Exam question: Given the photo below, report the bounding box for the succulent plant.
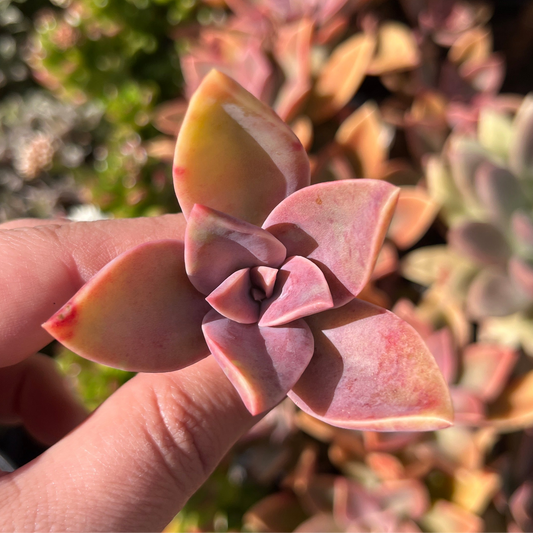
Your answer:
[42,71,452,431]
[403,94,533,356]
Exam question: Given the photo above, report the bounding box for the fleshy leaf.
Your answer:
[43,240,210,372]
[474,162,526,225]
[174,70,310,226]
[366,22,420,75]
[309,32,376,122]
[460,343,518,402]
[388,186,439,250]
[335,101,388,180]
[185,204,286,295]
[288,299,454,431]
[450,388,485,425]
[448,221,511,267]
[264,180,399,307]
[259,256,334,327]
[206,268,259,324]
[448,27,491,66]
[202,310,314,415]
[467,269,528,318]
[273,19,313,122]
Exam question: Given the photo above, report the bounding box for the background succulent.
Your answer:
[403,95,533,357]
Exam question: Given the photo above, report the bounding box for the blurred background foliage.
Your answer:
[3,0,533,531]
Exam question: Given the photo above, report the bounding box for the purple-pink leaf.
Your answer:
[185,204,286,295]
[388,186,439,250]
[202,310,314,415]
[288,299,454,431]
[309,32,376,122]
[259,256,334,327]
[474,162,526,224]
[206,268,259,324]
[273,19,313,122]
[174,70,310,226]
[43,240,210,372]
[467,269,527,318]
[460,343,518,402]
[448,221,511,267]
[263,180,399,307]
[450,388,485,425]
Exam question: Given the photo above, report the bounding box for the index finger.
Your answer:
[0,214,186,367]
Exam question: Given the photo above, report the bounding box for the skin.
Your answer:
[0,216,256,532]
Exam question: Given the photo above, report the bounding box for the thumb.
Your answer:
[0,356,255,531]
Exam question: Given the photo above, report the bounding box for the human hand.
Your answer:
[0,215,256,531]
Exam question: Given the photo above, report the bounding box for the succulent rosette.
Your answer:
[44,71,452,431]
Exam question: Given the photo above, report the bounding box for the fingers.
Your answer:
[0,357,256,532]
[0,215,186,367]
[0,353,88,446]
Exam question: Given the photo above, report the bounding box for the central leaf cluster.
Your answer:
[185,204,335,329]
[206,257,335,327]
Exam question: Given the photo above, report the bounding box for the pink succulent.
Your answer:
[43,71,452,431]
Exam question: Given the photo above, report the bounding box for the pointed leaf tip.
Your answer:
[206,268,260,324]
[43,240,211,372]
[174,70,310,226]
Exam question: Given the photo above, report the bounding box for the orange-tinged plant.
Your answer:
[43,71,452,431]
